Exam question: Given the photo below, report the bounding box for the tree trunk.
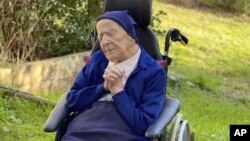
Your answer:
[0,86,56,106]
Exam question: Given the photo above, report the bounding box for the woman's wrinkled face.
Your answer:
[96,19,134,63]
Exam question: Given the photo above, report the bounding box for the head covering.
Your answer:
[97,10,138,41]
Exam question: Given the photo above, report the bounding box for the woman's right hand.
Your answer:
[103,65,124,94]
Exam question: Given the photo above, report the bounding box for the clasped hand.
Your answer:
[103,65,125,95]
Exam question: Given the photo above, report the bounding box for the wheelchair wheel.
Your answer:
[169,113,193,141]
[169,113,183,141]
[177,120,192,141]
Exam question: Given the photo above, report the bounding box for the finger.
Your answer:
[104,81,109,90]
[108,66,124,77]
[103,73,108,80]
[106,65,124,73]
[103,73,115,82]
[108,81,113,88]
[104,66,112,72]
[108,73,119,80]
[104,68,123,80]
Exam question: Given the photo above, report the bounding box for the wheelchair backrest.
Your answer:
[91,0,162,60]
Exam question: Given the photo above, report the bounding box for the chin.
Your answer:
[105,55,115,62]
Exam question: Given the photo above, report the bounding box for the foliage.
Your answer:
[42,0,102,58]
[0,0,102,65]
[0,0,47,64]
[162,0,250,15]
[1,1,250,140]
[150,10,168,36]
[0,89,54,141]
[199,0,250,14]
[233,0,250,14]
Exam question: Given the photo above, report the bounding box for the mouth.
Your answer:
[105,49,115,54]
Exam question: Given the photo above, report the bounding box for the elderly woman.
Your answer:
[62,11,166,141]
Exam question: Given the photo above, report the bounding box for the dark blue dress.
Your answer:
[61,101,138,141]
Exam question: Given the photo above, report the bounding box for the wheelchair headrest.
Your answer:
[104,0,152,28]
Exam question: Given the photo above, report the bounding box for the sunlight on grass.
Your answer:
[154,0,250,97]
[0,89,55,141]
[167,81,250,141]
[36,91,64,102]
[154,0,250,140]
[1,1,249,141]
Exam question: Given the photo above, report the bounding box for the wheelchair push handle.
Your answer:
[165,28,188,53]
[163,28,188,66]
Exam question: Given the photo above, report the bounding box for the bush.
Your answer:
[42,0,102,58]
[164,0,250,15]
[0,0,102,65]
[233,0,250,14]
[199,0,250,14]
[150,10,168,36]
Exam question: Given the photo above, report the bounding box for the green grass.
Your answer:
[167,80,250,141]
[0,89,55,141]
[154,0,250,140]
[1,1,250,141]
[154,0,250,102]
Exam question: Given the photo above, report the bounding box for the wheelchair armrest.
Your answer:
[145,97,180,138]
[43,93,70,132]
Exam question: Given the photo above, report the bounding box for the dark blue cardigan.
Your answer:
[66,48,166,138]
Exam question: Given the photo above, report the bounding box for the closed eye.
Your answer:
[98,33,103,42]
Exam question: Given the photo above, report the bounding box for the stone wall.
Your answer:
[0,51,90,94]
[0,68,11,86]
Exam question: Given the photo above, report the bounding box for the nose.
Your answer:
[101,34,110,47]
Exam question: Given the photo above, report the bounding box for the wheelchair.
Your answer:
[43,0,194,141]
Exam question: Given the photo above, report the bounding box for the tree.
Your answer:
[0,0,102,65]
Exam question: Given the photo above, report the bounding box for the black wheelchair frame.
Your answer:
[43,0,194,141]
